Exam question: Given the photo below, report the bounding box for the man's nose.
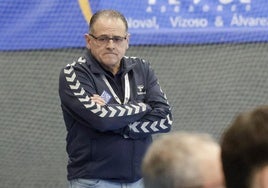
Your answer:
[106,39,116,48]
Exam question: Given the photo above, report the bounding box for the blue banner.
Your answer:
[1,0,268,50]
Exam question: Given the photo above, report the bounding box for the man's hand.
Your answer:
[90,94,106,106]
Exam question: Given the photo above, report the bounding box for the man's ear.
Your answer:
[126,33,130,49]
[84,33,91,49]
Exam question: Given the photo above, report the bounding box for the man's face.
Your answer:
[251,165,268,188]
[85,17,129,74]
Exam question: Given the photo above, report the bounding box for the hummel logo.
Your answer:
[137,85,146,95]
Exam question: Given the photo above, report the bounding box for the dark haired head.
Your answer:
[221,105,268,188]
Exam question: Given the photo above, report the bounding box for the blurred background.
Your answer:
[1,1,268,187]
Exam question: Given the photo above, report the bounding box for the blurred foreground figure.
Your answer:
[221,105,268,188]
[142,131,224,188]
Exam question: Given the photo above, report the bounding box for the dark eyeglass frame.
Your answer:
[89,34,127,45]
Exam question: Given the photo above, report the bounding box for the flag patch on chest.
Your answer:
[101,90,112,103]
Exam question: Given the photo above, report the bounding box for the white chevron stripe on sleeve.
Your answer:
[66,73,76,82]
[99,108,108,117]
[159,119,168,129]
[167,114,173,124]
[150,122,159,132]
[91,103,102,113]
[74,88,85,96]
[84,102,95,108]
[129,122,140,133]
[70,80,80,90]
[78,95,90,102]
[139,103,147,111]
[108,106,117,117]
[70,61,76,66]
[141,122,150,133]
[116,106,126,117]
[125,105,133,115]
[64,67,73,74]
[77,57,86,63]
[130,104,140,114]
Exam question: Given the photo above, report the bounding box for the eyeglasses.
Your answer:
[89,34,127,45]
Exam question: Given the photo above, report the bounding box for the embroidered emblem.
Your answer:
[137,85,146,95]
[101,90,112,103]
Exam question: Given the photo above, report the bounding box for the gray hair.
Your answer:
[142,132,219,188]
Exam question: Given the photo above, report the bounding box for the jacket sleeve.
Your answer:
[122,61,173,139]
[59,61,151,132]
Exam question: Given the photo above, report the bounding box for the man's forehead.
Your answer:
[95,17,124,26]
[92,18,126,33]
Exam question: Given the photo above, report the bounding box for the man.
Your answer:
[58,10,172,188]
[142,131,224,188]
[221,105,268,188]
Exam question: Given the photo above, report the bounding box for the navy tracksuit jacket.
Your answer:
[59,50,172,183]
